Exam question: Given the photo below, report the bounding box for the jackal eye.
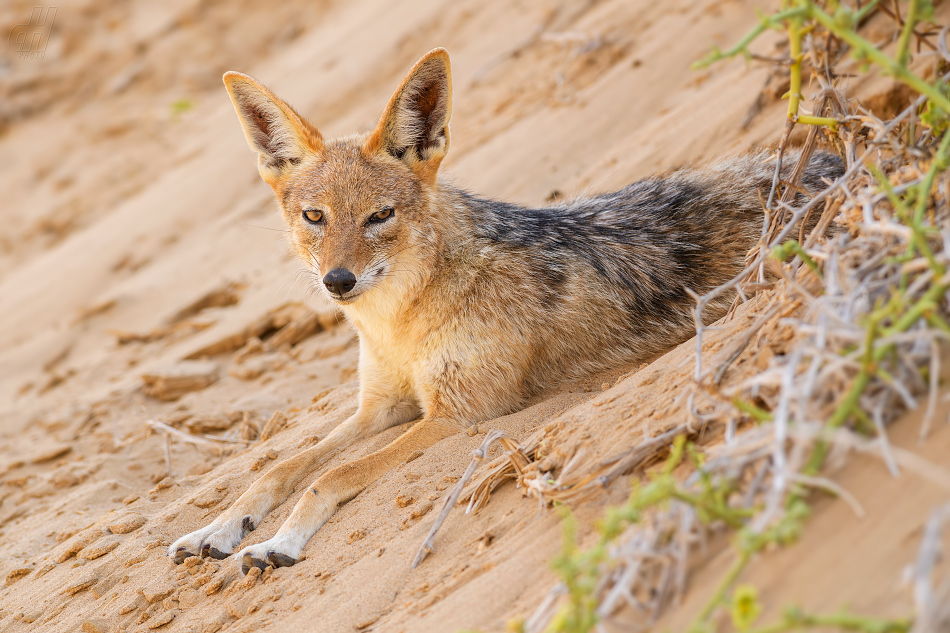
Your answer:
[302,209,324,224]
[368,207,394,224]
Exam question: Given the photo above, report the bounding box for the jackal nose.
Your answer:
[323,268,357,295]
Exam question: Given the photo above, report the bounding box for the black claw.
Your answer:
[208,547,230,560]
[241,555,269,575]
[267,551,297,568]
[172,547,194,564]
[242,516,256,534]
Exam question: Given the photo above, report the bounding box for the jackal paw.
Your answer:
[238,538,301,574]
[167,515,256,564]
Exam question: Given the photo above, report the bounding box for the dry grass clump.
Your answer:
[415,3,950,632]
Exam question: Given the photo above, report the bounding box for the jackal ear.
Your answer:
[223,72,323,185]
[365,48,452,178]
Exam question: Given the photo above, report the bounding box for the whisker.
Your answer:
[240,222,289,233]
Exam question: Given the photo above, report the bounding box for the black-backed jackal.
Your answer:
[168,48,841,572]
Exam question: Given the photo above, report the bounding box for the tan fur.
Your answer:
[169,48,840,572]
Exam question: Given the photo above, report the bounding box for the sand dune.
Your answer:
[0,1,946,631]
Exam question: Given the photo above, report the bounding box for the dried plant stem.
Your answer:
[527,3,950,630]
[810,6,950,113]
[692,7,809,69]
[688,550,752,633]
[787,15,838,128]
[896,0,922,67]
[146,419,225,454]
[773,239,822,277]
[746,610,911,633]
[411,429,508,568]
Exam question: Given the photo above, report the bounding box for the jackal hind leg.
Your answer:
[238,416,462,573]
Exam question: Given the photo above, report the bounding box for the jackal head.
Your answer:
[223,49,452,314]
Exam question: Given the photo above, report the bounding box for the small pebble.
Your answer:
[191,573,211,588]
[191,489,225,509]
[63,571,99,595]
[81,618,111,633]
[155,477,174,490]
[178,588,200,608]
[148,611,178,629]
[204,576,226,595]
[119,599,140,615]
[137,603,161,624]
[238,566,262,589]
[56,529,103,562]
[107,513,146,534]
[30,443,72,463]
[183,555,202,568]
[5,566,31,586]
[226,600,245,619]
[79,535,121,560]
[91,573,121,598]
[141,581,175,603]
[18,610,43,623]
[249,457,268,471]
[410,502,434,520]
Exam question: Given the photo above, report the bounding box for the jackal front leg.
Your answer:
[238,416,463,572]
[167,400,419,563]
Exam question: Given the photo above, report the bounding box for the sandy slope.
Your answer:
[0,0,947,632]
